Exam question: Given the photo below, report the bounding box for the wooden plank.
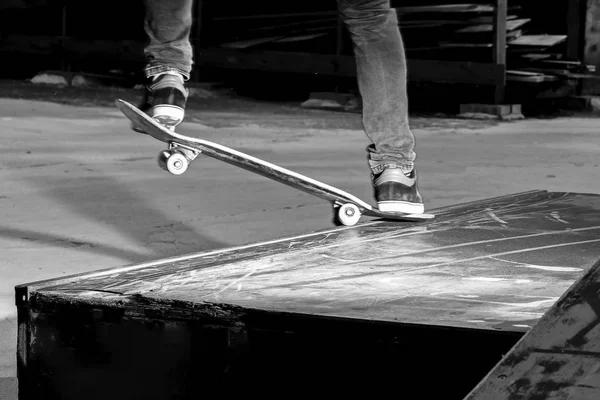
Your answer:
[220,36,287,49]
[465,258,600,399]
[468,14,519,24]
[197,47,505,85]
[509,35,568,47]
[273,33,328,43]
[520,53,555,61]
[507,29,524,41]
[457,18,530,34]
[399,20,467,29]
[0,35,145,62]
[442,29,522,47]
[534,60,587,69]
[18,190,600,333]
[509,47,562,55]
[506,70,558,83]
[395,4,495,14]
[517,68,600,80]
[437,42,493,49]
[212,11,336,21]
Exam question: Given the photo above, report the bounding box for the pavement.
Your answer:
[1,81,600,398]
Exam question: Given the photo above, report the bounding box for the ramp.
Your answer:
[14,190,600,399]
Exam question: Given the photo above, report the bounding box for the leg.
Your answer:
[143,0,194,79]
[137,0,194,130]
[337,0,424,214]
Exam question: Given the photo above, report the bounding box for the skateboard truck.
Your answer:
[157,142,201,175]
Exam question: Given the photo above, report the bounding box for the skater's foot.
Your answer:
[134,71,188,132]
[373,167,424,214]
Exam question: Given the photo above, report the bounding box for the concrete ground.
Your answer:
[1,81,600,398]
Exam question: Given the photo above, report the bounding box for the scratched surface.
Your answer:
[466,258,600,399]
[22,190,600,332]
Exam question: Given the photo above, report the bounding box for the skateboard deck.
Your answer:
[116,99,435,226]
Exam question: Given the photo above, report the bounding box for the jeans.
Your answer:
[143,0,416,174]
[143,0,194,80]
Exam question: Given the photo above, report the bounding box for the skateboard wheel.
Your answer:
[337,203,361,226]
[165,152,188,175]
[157,150,170,171]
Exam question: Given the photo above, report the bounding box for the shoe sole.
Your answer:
[131,120,175,133]
[150,105,184,129]
[130,105,183,133]
[378,201,425,214]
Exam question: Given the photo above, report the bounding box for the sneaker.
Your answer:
[373,167,424,214]
[135,71,188,132]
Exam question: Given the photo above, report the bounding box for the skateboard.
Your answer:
[116,99,435,226]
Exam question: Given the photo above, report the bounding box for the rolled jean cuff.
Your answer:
[368,160,414,175]
[367,143,415,175]
[144,65,190,81]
